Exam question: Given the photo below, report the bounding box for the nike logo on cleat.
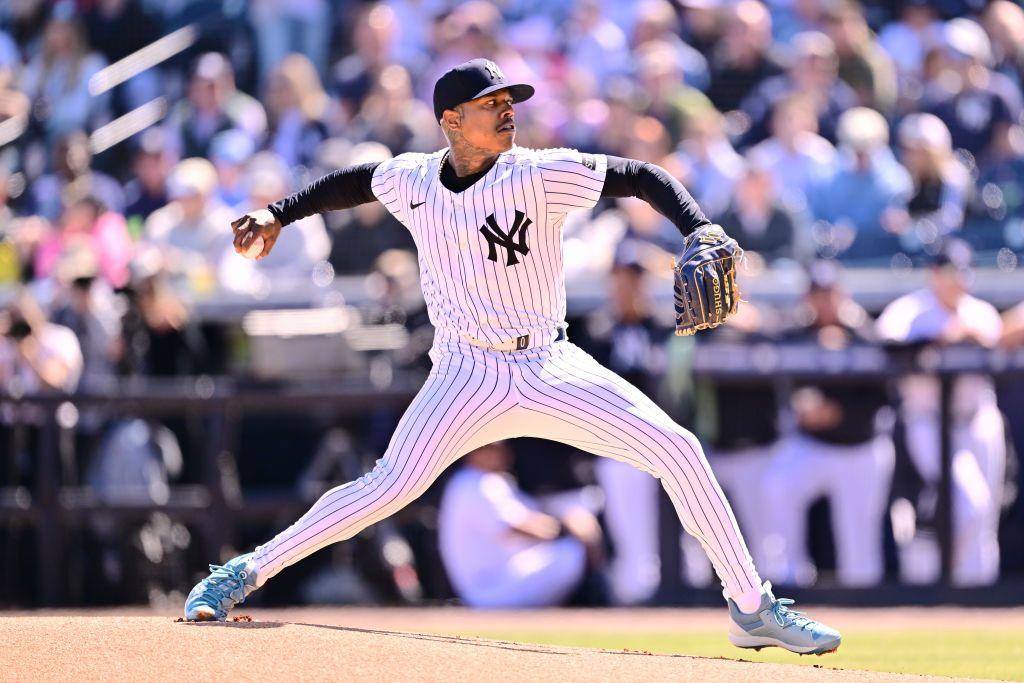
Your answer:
[410,200,426,209]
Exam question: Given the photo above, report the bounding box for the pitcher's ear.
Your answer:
[442,108,462,131]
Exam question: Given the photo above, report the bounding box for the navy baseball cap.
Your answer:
[432,59,534,121]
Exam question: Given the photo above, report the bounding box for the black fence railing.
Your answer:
[681,341,1024,600]
[2,342,1023,606]
[0,376,421,606]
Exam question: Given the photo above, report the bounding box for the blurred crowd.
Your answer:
[1,0,1024,371]
[0,0,1023,606]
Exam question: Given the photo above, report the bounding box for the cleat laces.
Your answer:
[203,563,249,604]
[769,598,816,631]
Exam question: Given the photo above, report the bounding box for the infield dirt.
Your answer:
[0,608,1000,682]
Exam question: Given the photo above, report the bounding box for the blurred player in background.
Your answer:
[579,245,672,605]
[877,247,1006,585]
[438,440,602,608]
[684,300,780,587]
[763,263,894,587]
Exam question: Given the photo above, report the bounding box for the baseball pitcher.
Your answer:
[184,59,840,655]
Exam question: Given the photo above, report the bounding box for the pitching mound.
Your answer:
[4,615,932,682]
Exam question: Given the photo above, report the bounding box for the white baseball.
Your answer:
[242,235,265,260]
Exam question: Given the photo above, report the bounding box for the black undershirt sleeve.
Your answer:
[600,155,711,237]
[268,162,381,226]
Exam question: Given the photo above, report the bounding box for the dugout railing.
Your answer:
[1,344,1023,607]
[666,341,1024,607]
[0,376,421,606]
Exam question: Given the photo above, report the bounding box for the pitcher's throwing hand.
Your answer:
[231,209,281,260]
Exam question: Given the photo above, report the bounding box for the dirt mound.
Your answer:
[2,615,938,682]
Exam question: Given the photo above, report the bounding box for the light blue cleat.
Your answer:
[184,553,259,621]
[727,581,841,655]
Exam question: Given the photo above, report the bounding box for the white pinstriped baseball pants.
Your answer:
[251,340,762,602]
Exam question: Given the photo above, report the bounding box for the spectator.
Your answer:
[119,262,206,377]
[264,53,331,169]
[983,0,1024,89]
[974,123,1024,223]
[740,31,858,146]
[123,129,171,232]
[82,0,157,62]
[438,441,603,608]
[634,40,714,146]
[33,190,133,289]
[0,166,15,238]
[209,129,256,211]
[876,247,1006,586]
[769,0,826,42]
[630,0,710,91]
[3,0,52,48]
[762,263,894,586]
[143,157,233,280]
[877,0,946,101]
[333,3,397,118]
[164,53,267,161]
[614,118,697,254]
[622,115,675,171]
[0,29,17,71]
[0,294,82,394]
[674,108,746,220]
[707,0,782,114]
[810,107,913,262]
[50,248,123,389]
[897,113,970,253]
[0,41,29,134]
[31,130,125,221]
[565,0,632,84]
[7,215,51,284]
[592,205,666,272]
[505,16,562,102]
[352,64,441,154]
[326,143,416,275]
[249,0,331,85]
[82,0,161,113]
[586,78,645,158]
[747,92,838,215]
[384,0,436,72]
[923,18,1023,164]
[717,159,800,263]
[678,0,723,57]
[19,12,109,141]
[822,0,898,113]
[420,2,537,113]
[577,248,672,604]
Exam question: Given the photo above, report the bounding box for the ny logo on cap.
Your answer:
[480,210,531,266]
[483,60,504,81]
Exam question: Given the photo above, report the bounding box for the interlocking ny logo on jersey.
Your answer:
[480,210,531,266]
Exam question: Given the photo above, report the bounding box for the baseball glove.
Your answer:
[673,224,742,336]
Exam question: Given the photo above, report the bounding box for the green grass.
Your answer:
[465,629,1024,681]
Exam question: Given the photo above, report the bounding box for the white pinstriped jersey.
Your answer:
[370,146,608,346]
